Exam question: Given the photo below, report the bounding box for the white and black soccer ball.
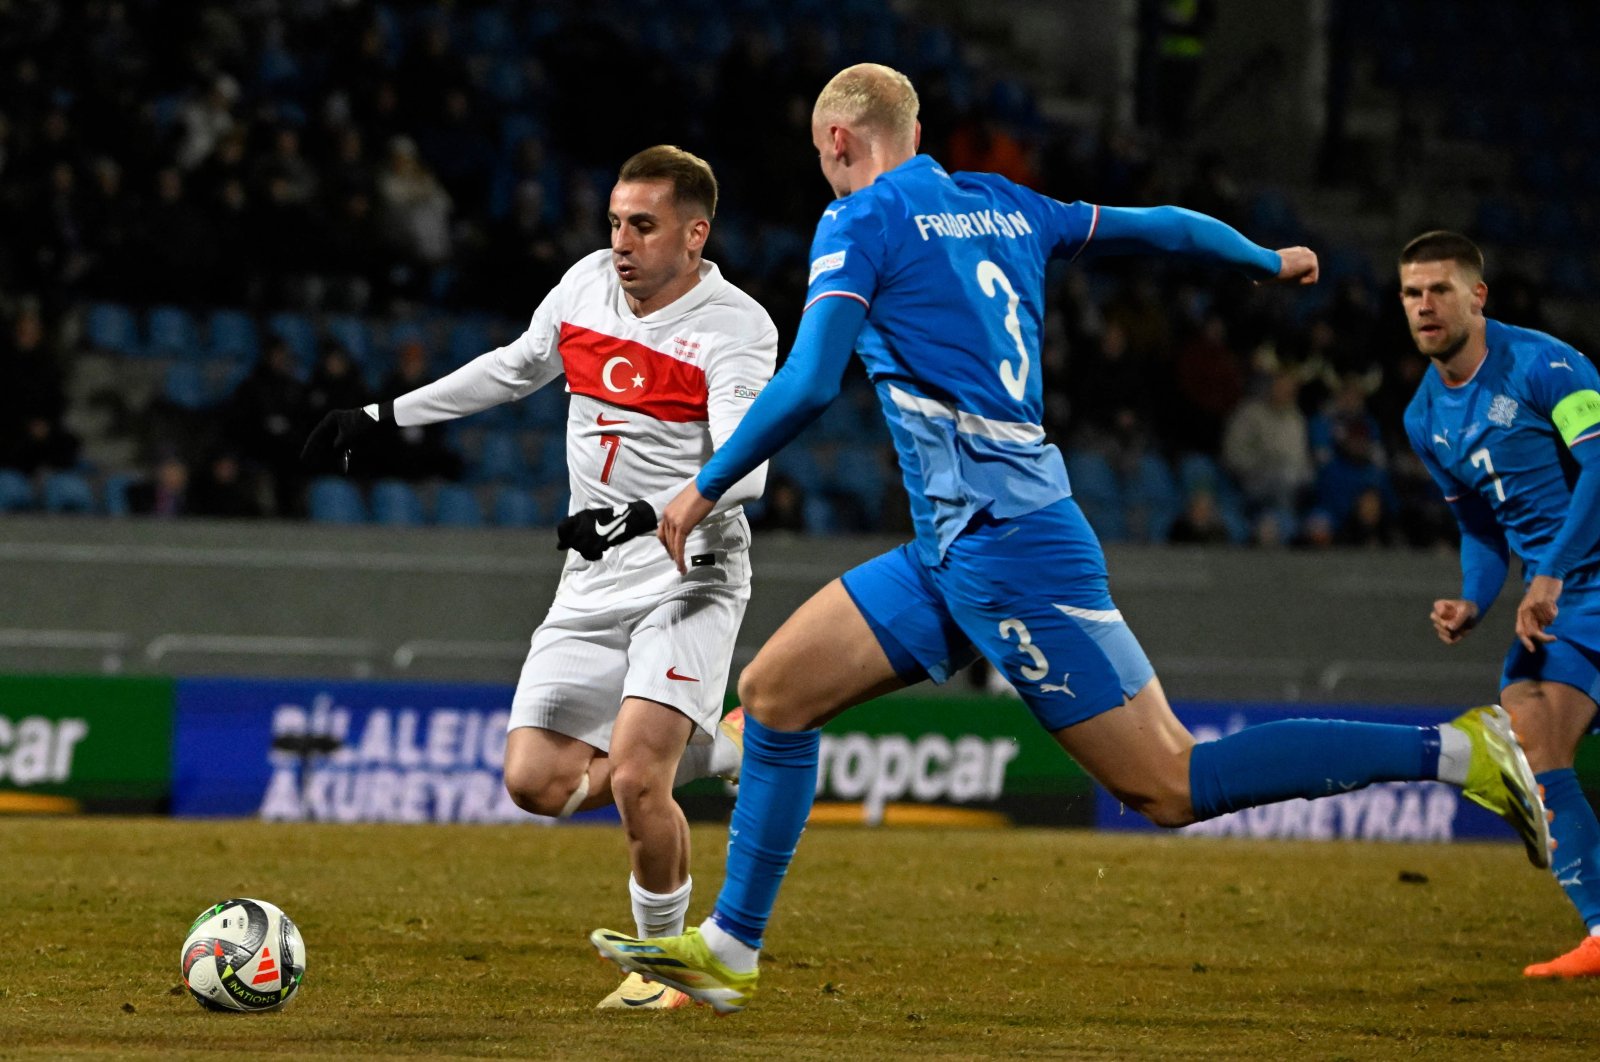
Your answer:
[180,898,306,1012]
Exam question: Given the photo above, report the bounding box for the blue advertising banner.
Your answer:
[173,677,617,824]
[1096,702,1512,844]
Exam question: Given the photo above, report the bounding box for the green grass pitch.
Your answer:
[3,819,1597,1060]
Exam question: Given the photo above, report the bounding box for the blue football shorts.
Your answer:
[840,497,1154,732]
[1501,582,1600,731]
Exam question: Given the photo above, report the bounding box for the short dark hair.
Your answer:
[617,145,718,220]
[1399,230,1484,278]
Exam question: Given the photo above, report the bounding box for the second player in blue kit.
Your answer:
[1400,230,1600,978]
[589,65,1555,1010]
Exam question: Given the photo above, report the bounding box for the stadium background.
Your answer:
[2,1,1597,822]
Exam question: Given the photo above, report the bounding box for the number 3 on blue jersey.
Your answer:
[976,260,1029,400]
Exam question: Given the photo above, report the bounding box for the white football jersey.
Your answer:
[393,250,778,606]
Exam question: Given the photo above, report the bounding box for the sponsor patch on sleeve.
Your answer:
[808,250,847,284]
[732,384,761,400]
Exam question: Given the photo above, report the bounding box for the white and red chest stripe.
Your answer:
[558,323,710,423]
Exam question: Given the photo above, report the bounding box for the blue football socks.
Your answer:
[709,714,821,950]
[1188,719,1437,821]
[1537,768,1600,932]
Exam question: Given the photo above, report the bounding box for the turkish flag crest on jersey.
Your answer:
[559,324,709,422]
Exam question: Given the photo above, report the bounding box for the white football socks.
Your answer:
[630,874,692,938]
[1435,723,1472,786]
[699,917,759,973]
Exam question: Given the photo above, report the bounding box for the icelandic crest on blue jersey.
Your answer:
[1487,394,1519,427]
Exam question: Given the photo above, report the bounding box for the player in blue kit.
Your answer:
[588,65,1551,1010]
[1399,231,1600,978]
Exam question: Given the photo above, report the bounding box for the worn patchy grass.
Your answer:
[1,820,1596,1060]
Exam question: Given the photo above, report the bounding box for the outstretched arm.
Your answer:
[1086,205,1315,284]
[656,295,867,570]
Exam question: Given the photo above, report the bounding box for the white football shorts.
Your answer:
[507,564,750,752]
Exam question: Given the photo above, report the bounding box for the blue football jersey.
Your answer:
[1404,318,1600,587]
[803,154,1099,561]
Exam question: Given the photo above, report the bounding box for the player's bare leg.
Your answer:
[1050,676,1199,827]
[593,579,907,1013]
[737,578,908,731]
[609,696,695,892]
[594,697,698,1010]
[502,727,614,818]
[1503,680,1600,977]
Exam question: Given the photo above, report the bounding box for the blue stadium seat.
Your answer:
[370,479,426,526]
[42,471,97,514]
[162,362,209,410]
[324,314,373,361]
[84,303,141,356]
[475,431,528,483]
[1124,452,1183,543]
[433,483,484,527]
[207,309,260,362]
[0,469,35,512]
[102,472,138,518]
[308,477,368,524]
[493,486,541,528]
[447,317,494,366]
[269,312,319,368]
[1064,450,1126,541]
[146,305,202,358]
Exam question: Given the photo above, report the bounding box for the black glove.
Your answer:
[556,500,658,561]
[301,401,393,471]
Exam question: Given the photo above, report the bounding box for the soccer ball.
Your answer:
[180,898,306,1012]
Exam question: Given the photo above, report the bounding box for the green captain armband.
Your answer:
[1552,389,1600,446]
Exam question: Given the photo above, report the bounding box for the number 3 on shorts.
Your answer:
[998,618,1049,681]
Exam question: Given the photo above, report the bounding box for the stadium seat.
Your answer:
[207,310,260,362]
[474,431,528,483]
[1064,450,1126,542]
[1124,452,1183,543]
[447,317,494,366]
[146,305,203,358]
[492,486,541,528]
[84,303,141,356]
[162,362,209,411]
[433,483,484,527]
[308,477,368,524]
[370,479,426,526]
[268,312,319,368]
[42,471,98,514]
[0,469,35,512]
[102,472,138,518]
[324,314,373,361]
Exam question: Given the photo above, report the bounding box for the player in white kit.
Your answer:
[302,146,777,1008]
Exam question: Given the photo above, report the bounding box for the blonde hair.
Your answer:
[813,63,919,144]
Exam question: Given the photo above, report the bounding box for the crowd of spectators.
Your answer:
[0,1,1584,549]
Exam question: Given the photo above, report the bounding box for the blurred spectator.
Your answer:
[189,449,263,518]
[1221,366,1312,515]
[377,340,463,482]
[177,75,239,171]
[226,338,309,515]
[752,474,807,533]
[1339,486,1397,549]
[1171,311,1246,453]
[1293,508,1337,550]
[946,110,1038,187]
[127,452,190,517]
[306,344,370,420]
[0,305,79,473]
[378,136,453,281]
[1167,488,1231,544]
